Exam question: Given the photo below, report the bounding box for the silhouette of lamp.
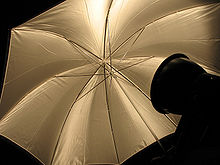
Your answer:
[150,54,220,116]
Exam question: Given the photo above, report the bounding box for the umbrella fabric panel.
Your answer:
[85,80,119,164]
[17,0,113,57]
[0,65,100,165]
[52,75,118,165]
[0,29,90,119]
[116,3,220,72]
[108,0,219,54]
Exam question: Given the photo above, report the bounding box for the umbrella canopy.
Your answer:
[0,0,220,164]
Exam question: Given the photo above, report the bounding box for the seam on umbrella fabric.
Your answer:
[14,28,67,41]
[103,0,114,59]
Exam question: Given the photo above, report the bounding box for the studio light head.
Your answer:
[150,54,219,115]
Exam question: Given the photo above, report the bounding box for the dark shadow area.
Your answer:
[124,118,220,165]
[123,133,177,165]
[0,133,176,165]
[1,0,65,29]
[0,30,10,99]
[1,127,219,165]
[0,135,42,165]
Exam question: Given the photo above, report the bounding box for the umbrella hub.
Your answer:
[101,59,108,64]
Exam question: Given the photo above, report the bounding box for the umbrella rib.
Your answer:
[103,0,114,59]
[54,73,105,78]
[106,63,151,101]
[119,27,145,62]
[103,65,120,164]
[164,114,178,127]
[106,28,144,60]
[109,64,178,128]
[4,59,88,86]
[114,77,166,153]
[109,2,217,58]
[117,56,155,72]
[115,75,178,128]
[69,41,113,75]
[67,40,106,71]
[107,19,113,71]
[67,39,102,61]
[50,66,101,165]
[75,75,110,103]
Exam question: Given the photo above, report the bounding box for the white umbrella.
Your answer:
[0,0,219,164]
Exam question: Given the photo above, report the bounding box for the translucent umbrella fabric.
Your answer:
[0,0,220,164]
